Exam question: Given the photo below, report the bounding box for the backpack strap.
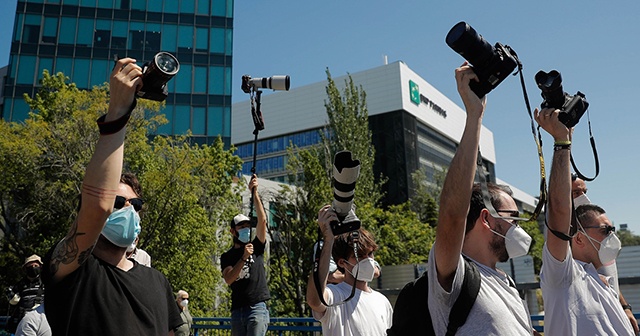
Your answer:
[445,257,482,336]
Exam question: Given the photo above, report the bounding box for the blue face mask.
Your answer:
[101,205,141,247]
[237,227,251,243]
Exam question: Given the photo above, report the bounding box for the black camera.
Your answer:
[446,21,519,98]
[241,75,290,94]
[535,70,588,128]
[137,52,180,102]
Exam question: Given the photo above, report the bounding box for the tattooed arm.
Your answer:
[48,58,143,282]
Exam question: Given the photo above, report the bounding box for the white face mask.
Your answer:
[582,229,622,265]
[346,258,377,282]
[180,299,189,307]
[490,222,532,259]
[573,193,591,208]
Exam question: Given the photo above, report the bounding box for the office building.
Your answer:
[3,0,233,145]
[232,61,537,211]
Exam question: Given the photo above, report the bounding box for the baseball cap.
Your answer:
[231,214,251,228]
[23,254,42,267]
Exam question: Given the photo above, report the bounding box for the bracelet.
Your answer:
[554,140,571,146]
[622,304,632,311]
[553,144,571,151]
[96,99,137,135]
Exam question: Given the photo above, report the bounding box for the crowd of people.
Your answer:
[3,59,638,336]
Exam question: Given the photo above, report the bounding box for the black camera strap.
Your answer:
[515,59,547,221]
[312,232,359,307]
[570,110,600,182]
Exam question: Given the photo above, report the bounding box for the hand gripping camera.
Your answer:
[535,70,589,128]
[330,151,361,235]
[446,21,519,98]
[136,52,180,102]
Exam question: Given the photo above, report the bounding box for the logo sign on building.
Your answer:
[409,80,447,118]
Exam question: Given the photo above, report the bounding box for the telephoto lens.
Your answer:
[446,22,495,69]
[330,151,361,235]
[535,70,566,109]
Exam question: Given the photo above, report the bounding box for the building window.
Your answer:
[129,30,145,50]
[41,17,58,44]
[23,25,40,44]
[145,31,161,51]
[94,30,110,47]
[192,107,205,135]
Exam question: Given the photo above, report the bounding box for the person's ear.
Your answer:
[480,209,491,228]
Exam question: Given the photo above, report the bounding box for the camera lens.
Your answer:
[154,52,179,75]
[535,70,565,108]
[446,22,495,68]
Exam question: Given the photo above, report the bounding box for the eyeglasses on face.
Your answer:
[582,225,615,236]
[114,195,144,212]
[493,209,527,225]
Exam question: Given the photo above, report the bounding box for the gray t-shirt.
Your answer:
[427,244,532,335]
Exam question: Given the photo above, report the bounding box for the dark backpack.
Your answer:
[387,258,481,336]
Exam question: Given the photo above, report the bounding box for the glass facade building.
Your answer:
[3,0,234,146]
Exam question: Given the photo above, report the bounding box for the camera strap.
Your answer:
[515,60,547,221]
[570,111,600,182]
[312,232,359,307]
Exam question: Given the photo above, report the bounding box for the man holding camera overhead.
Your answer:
[537,107,635,335]
[427,63,536,335]
[40,58,183,336]
[221,175,270,336]
[306,206,392,336]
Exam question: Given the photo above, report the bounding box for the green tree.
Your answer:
[409,167,441,226]
[617,229,640,247]
[0,71,242,317]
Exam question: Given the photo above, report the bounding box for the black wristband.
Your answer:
[553,144,571,151]
[622,304,632,311]
[96,99,137,135]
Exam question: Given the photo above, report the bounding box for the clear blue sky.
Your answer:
[2,1,639,233]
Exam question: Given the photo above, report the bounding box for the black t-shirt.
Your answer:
[13,277,43,310]
[42,247,183,336]
[220,237,270,311]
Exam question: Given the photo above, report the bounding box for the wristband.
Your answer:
[553,144,571,151]
[554,140,571,146]
[96,99,137,135]
[622,304,632,311]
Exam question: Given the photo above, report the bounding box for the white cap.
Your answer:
[231,214,251,227]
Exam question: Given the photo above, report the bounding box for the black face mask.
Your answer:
[26,266,41,278]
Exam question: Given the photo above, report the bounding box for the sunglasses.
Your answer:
[582,225,615,236]
[114,195,144,212]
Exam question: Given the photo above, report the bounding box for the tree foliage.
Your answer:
[0,71,242,317]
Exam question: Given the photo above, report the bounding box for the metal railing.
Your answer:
[3,314,640,334]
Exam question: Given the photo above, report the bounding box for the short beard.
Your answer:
[489,224,510,262]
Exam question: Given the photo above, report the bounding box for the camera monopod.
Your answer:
[247,89,264,227]
[241,74,290,224]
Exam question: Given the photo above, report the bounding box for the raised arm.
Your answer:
[251,174,268,244]
[48,58,143,282]
[306,205,337,317]
[534,107,572,261]
[434,63,486,291]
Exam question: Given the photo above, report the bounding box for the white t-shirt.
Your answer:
[540,244,634,336]
[427,245,533,335]
[312,281,393,336]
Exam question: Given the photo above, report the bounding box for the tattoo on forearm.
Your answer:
[49,218,95,276]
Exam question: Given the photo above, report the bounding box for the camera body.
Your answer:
[446,21,519,98]
[535,70,589,128]
[137,52,180,102]
[241,75,290,93]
